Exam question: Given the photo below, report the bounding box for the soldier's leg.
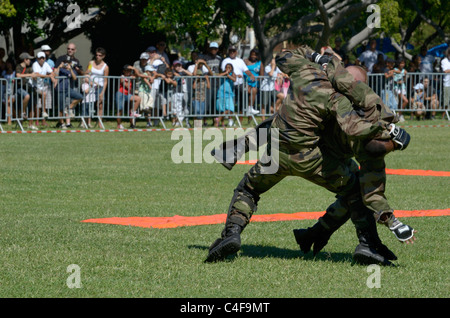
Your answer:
[293,157,358,255]
[293,195,351,255]
[291,155,396,264]
[205,154,287,262]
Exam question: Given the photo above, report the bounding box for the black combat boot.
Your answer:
[353,226,395,266]
[293,222,332,255]
[205,224,243,263]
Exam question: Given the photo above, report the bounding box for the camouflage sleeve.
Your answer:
[331,92,386,141]
[326,58,396,140]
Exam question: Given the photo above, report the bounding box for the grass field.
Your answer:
[0,119,449,301]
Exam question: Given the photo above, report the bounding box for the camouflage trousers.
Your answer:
[223,129,372,236]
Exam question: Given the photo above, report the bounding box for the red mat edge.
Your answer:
[82,209,450,229]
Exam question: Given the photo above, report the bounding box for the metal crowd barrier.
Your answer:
[369,72,449,120]
[1,72,449,131]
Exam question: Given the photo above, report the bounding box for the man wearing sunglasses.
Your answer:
[55,43,84,76]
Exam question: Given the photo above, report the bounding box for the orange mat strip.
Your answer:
[236,161,450,177]
[82,209,450,229]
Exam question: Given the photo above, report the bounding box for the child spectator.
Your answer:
[381,58,398,113]
[138,65,155,115]
[192,66,210,123]
[216,63,236,127]
[159,68,178,126]
[411,83,425,120]
[115,65,141,129]
[393,58,408,122]
[173,60,193,127]
[422,77,438,120]
[171,60,191,126]
[81,76,97,128]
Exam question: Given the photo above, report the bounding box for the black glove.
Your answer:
[311,52,332,66]
[389,124,411,150]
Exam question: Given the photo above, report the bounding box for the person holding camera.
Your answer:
[53,47,83,129]
[55,43,84,77]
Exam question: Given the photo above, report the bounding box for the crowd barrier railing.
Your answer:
[1,71,449,131]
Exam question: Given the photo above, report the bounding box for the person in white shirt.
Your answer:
[221,46,256,115]
[32,51,56,120]
[356,39,386,73]
[441,48,450,112]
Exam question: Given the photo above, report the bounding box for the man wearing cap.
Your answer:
[133,52,156,119]
[221,46,256,115]
[41,45,55,69]
[133,52,153,90]
[205,42,223,121]
[15,52,36,128]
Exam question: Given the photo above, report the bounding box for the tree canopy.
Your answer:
[1,0,448,65]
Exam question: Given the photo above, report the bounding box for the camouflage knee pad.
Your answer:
[223,177,260,234]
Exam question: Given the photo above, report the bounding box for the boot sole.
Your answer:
[211,149,235,170]
[205,236,241,263]
[353,246,393,266]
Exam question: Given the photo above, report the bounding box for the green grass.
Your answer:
[0,124,449,299]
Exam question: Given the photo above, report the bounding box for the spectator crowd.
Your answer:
[1,38,449,130]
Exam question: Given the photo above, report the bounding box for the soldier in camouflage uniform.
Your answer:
[205,46,412,265]
[292,48,414,256]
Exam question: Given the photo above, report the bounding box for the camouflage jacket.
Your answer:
[274,46,397,152]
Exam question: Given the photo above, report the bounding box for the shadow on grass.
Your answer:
[190,244,353,264]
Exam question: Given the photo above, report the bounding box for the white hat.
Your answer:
[37,52,46,59]
[140,52,150,60]
[209,42,219,48]
[41,45,51,51]
[145,65,156,72]
[414,83,424,90]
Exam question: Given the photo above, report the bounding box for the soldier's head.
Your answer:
[345,65,367,84]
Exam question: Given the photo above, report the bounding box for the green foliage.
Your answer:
[139,0,216,45]
[378,0,403,42]
[0,0,16,17]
